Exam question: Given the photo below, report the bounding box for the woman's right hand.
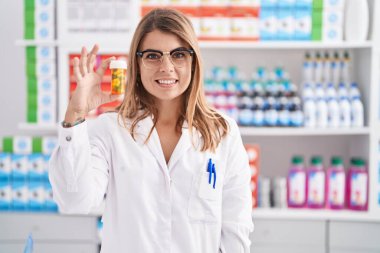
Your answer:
[64,44,122,123]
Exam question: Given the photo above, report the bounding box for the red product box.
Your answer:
[245,144,260,208]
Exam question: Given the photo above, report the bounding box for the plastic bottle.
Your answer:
[351,95,364,127]
[314,52,323,84]
[307,156,326,208]
[289,97,304,127]
[264,96,278,126]
[331,51,341,85]
[302,83,316,127]
[348,82,361,101]
[326,83,340,128]
[252,96,265,126]
[322,51,331,83]
[287,156,307,208]
[278,97,290,126]
[337,82,348,98]
[341,51,352,84]
[339,96,351,127]
[326,156,346,209]
[346,158,368,211]
[315,84,328,128]
[110,60,127,95]
[302,52,313,84]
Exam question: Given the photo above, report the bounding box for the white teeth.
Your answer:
[157,80,176,84]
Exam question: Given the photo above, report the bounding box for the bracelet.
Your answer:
[61,117,86,128]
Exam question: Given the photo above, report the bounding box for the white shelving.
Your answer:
[239,127,370,137]
[252,208,380,222]
[18,122,58,133]
[199,41,373,50]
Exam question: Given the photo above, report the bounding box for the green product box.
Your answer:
[2,137,13,153]
[32,137,42,153]
[24,10,34,25]
[24,25,35,40]
[27,93,37,107]
[27,108,37,123]
[27,78,37,94]
[26,47,36,60]
[312,26,322,41]
[26,62,36,77]
[24,0,35,10]
[312,0,323,10]
[312,10,323,25]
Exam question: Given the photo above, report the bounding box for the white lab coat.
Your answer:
[49,112,254,253]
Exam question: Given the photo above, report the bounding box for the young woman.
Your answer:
[49,8,253,253]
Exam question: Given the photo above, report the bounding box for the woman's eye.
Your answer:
[146,53,161,60]
[172,52,186,59]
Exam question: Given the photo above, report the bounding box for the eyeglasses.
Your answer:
[136,47,194,69]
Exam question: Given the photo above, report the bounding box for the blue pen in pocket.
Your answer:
[207,158,212,184]
[212,164,216,189]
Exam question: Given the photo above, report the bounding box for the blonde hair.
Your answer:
[118,8,229,152]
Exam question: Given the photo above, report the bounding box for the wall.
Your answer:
[0,1,26,138]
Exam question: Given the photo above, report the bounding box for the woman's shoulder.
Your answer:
[217,111,239,136]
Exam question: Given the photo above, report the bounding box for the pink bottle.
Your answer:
[287,156,306,208]
[307,156,326,208]
[347,158,369,211]
[326,156,346,209]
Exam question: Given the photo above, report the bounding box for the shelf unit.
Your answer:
[15,0,380,223]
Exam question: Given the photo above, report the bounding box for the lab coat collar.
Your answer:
[134,114,194,171]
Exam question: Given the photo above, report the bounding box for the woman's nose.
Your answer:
[159,54,174,72]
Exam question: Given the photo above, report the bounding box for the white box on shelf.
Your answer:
[0,181,11,210]
[28,180,45,210]
[0,153,11,180]
[35,23,55,40]
[37,46,56,60]
[323,25,343,41]
[12,137,32,155]
[38,91,56,110]
[323,9,344,27]
[200,16,230,39]
[35,0,55,12]
[42,136,58,155]
[27,154,45,180]
[168,0,200,6]
[141,0,170,5]
[294,7,312,40]
[259,8,277,40]
[37,107,56,125]
[200,0,229,6]
[11,154,29,180]
[35,8,55,27]
[37,78,57,94]
[276,8,295,40]
[12,180,28,210]
[323,0,345,10]
[229,0,260,7]
[36,59,56,77]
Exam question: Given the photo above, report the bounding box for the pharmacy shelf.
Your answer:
[15,39,374,50]
[199,41,374,50]
[252,208,380,222]
[239,127,370,136]
[15,40,59,46]
[18,122,58,134]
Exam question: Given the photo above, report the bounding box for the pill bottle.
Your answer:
[110,60,127,95]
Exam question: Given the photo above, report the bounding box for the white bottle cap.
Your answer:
[110,60,127,69]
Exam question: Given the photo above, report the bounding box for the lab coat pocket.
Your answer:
[188,171,223,223]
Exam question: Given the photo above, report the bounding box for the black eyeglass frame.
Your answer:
[136,47,195,67]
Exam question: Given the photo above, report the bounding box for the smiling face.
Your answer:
[138,29,193,106]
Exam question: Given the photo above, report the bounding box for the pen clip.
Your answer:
[207,158,212,184]
[212,164,216,189]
